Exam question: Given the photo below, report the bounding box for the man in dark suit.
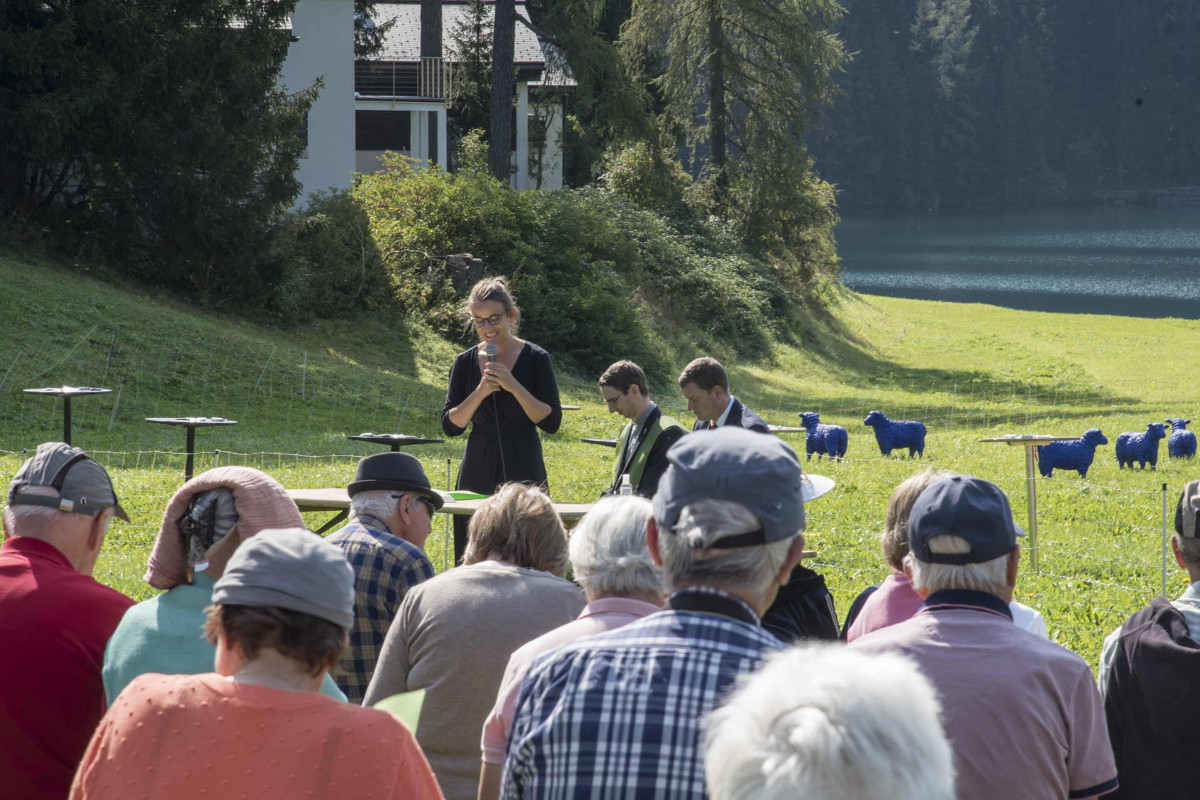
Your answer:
[677,357,769,433]
[599,361,686,497]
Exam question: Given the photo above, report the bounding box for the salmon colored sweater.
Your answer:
[70,673,444,800]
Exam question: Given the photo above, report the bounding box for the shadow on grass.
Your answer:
[750,291,1141,410]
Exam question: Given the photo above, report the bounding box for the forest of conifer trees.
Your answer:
[808,0,1200,214]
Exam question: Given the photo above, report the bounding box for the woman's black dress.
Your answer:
[441,342,562,559]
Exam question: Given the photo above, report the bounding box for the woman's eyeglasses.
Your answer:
[472,313,506,328]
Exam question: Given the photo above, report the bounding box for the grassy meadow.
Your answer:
[4,246,1200,668]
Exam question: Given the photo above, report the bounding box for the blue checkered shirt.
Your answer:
[326,514,434,704]
[500,586,784,799]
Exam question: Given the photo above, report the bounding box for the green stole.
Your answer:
[612,411,685,491]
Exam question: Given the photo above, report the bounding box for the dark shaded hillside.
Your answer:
[810,0,1200,214]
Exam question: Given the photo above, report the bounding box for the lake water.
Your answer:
[836,208,1200,319]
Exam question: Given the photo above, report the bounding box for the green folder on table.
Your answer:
[373,689,427,733]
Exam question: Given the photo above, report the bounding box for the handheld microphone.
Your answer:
[482,342,507,481]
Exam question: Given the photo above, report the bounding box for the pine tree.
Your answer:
[621,0,847,268]
[0,0,315,303]
[450,0,494,140]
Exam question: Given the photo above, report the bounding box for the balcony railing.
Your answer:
[355,57,453,100]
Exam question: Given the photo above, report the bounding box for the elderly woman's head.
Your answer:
[205,528,354,678]
[568,495,661,602]
[881,468,952,571]
[462,483,568,575]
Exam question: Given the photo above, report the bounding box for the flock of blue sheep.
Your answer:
[797,412,1197,477]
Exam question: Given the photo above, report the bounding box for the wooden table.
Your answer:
[288,488,594,532]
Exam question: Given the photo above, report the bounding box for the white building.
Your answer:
[282,0,572,200]
[280,0,357,196]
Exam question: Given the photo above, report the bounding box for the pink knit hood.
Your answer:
[143,466,304,590]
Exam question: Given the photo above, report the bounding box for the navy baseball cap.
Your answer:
[653,427,820,548]
[908,475,1024,565]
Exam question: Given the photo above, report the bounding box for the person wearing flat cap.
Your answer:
[0,442,134,800]
[70,528,444,800]
[326,452,441,703]
[103,465,347,704]
[852,474,1117,800]
[1098,479,1200,800]
[499,427,815,800]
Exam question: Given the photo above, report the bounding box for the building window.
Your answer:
[356,110,412,151]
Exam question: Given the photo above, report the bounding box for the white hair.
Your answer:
[905,535,1010,596]
[568,495,660,600]
[349,489,402,522]
[705,643,955,800]
[3,502,91,535]
[657,500,793,595]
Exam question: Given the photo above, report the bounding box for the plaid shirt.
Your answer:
[326,514,434,704]
[500,586,784,799]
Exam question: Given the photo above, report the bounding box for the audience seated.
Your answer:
[847,467,1048,641]
[1098,479,1200,799]
[102,466,346,702]
[0,443,134,800]
[499,429,811,799]
[326,452,439,703]
[70,528,443,800]
[852,475,1117,800]
[477,495,663,800]
[705,643,955,800]
[363,483,584,800]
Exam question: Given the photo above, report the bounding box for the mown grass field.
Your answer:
[4,246,1199,668]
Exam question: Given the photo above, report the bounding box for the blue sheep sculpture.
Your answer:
[1115,423,1167,470]
[1166,418,1197,459]
[863,410,926,458]
[1035,428,1108,478]
[798,412,848,461]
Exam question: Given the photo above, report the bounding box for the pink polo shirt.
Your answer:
[480,596,661,763]
[846,571,924,642]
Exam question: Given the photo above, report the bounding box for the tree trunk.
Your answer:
[420,0,443,164]
[707,1,727,206]
[489,0,516,181]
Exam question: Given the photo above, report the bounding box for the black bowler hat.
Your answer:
[347,452,443,509]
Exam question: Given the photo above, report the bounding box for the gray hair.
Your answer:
[569,495,660,601]
[657,499,793,595]
[906,534,1010,596]
[350,489,401,523]
[3,498,94,534]
[705,643,955,800]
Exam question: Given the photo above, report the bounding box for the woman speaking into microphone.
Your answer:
[442,276,562,561]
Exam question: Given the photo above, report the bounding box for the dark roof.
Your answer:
[372,2,546,65]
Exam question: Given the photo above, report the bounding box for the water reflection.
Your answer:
[838,208,1200,318]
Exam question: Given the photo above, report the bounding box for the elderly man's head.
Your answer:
[903,475,1023,601]
[705,643,955,800]
[650,428,810,612]
[569,495,660,603]
[347,452,442,549]
[4,442,127,574]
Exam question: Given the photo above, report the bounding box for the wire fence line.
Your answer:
[1,444,1187,656]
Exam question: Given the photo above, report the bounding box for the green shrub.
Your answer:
[350,155,794,381]
[275,190,392,321]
